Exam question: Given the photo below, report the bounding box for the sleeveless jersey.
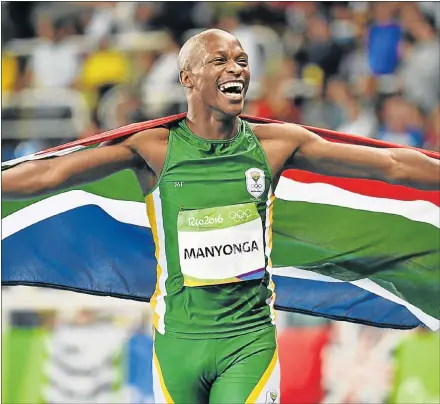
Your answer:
[145,118,276,338]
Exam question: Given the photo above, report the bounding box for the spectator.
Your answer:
[80,35,130,109]
[424,105,440,152]
[1,51,19,97]
[329,4,357,51]
[245,75,301,123]
[377,96,425,147]
[141,32,184,117]
[26,16,81,89]
[338,21,374,101]
[398,15,440,113]
[131,3,157,32]
[336,98,378,138]
[327,79,378,138]
[82,3,117,43]
[399,3,423,33]
[216,12,266,82]
[367,3,401,75]
[301,78,348,130]
[131,50,155,89]
[149,2,198,42]
[115,87,148,127]
[285,2,319,35]
[297,15,344,80]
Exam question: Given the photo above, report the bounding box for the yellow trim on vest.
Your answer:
[183,274,242,287]
[153,349,174,404]
[146,194,162,330]
[268,193,275,251]
[267,193,277,323]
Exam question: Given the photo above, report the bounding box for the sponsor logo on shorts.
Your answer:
[183,241,259,259]
[265,390,279,404]
[245,168,265,198]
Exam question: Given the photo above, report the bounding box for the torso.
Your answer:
[136,118,281,338]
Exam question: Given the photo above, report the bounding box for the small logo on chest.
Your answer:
[245,168,265,198]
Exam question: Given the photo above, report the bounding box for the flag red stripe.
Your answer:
[302,125,440,159]
[37,113,187,155]
[38,113,440,160]
[281,169,440,207]
[240,115,440,160]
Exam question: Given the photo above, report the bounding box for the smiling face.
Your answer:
[179,30,251,117]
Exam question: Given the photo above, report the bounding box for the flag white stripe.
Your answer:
[273,266,343,282]
[275,176,440,228]
[274,266,440,330]
[1,146,86,169]
[2,191,149,240]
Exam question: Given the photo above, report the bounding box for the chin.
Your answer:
[223,107,243,117]
[211,90,246,118]
[217,101,244,118]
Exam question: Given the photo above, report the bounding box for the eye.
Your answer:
[237,58,248,67]
[211,57,226,65]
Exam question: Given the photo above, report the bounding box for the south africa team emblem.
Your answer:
[265,390,279,403]
[245,168,265,198]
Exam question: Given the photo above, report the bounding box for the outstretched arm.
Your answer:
[278,123,440,190]
[2,137,144,200]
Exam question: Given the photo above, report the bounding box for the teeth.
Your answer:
[219,82,244,91]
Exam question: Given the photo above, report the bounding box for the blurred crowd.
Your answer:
[1,1,440,161]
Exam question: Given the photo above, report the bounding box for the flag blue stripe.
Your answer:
[273,275,419,328]
[2,205,157,299]
[2,205,422,329]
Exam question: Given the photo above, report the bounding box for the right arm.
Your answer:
[2,138,143,200]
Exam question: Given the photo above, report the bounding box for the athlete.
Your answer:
[3,29,439,403]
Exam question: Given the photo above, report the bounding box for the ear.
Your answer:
[179,70,193,89]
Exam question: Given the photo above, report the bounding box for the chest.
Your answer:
[159,136,271,211]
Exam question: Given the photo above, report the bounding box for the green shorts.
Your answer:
[152,326,280,404]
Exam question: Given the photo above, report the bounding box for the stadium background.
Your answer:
[1,1,439,403]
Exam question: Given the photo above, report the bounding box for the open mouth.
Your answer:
[218,81,244,100]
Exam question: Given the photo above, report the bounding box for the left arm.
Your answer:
[278,124,440,190]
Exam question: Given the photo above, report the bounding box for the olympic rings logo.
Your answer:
[228,209,257,222]
[251,184,263,189]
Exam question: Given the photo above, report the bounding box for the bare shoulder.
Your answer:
[101,126,170,149]
[246,121,313,177]
[125,126,170,147]
[249,121,308,146]
[123,126,170,176]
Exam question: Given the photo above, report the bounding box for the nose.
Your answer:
[226,61,243,76]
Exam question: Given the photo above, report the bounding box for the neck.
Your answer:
[186,105,240,141]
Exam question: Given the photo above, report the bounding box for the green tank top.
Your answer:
[145,118,276,338]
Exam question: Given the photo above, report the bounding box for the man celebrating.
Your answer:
[3,29,439,403]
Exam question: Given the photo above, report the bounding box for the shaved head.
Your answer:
[177,28,250,117]
[178,29,240,72]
